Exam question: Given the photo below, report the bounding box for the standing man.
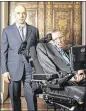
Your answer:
[1,5,39,111]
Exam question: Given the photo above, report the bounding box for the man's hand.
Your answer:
[75,70,86,82]
[3,72,11,83]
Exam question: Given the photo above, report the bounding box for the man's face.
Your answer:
[14,6,27,24]
[52,31,65,48]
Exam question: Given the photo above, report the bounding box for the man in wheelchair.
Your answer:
[30,30,86,111]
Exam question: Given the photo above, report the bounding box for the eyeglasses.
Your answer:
[53,36,64,41]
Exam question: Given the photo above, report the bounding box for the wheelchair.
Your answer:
[30,44,86,111]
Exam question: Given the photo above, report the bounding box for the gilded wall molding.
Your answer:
[74,2,82,44]
[38,2,44,37]
[45,2,52,34]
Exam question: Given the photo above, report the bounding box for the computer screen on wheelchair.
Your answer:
[70,45,86,71]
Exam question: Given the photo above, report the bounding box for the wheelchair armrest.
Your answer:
[32,73,52,80]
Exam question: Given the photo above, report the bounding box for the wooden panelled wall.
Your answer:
[9,1,82,45]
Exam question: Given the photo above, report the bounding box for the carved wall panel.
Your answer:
[74,2,82,44]
[45,2,53,34]
[53,9,72,41]
[9,1,82,44]
[38,2,45,37]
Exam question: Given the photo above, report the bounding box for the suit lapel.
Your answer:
[13,23,32,43]
[25,24,32,41]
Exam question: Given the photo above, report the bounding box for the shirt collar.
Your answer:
[16,22,26,29]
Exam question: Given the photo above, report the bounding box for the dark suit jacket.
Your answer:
[1,23,39,81]
[36,43,74,77]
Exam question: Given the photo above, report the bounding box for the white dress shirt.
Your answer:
[16,23,26,41]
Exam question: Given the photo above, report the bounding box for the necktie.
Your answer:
[20,27,24,41]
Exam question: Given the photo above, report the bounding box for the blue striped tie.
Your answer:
[20,27,24,41]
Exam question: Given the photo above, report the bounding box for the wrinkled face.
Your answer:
[14,5,27,24]
[52,31,65,48]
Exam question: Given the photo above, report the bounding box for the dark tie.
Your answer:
[20,27,24,41]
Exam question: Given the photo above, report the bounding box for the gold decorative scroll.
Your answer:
[53,10,72,41]
[45,2,52,34]
[10,2,38,9]
[74,2,82,44]
[53,2,73,9]
[26,10,37,27]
